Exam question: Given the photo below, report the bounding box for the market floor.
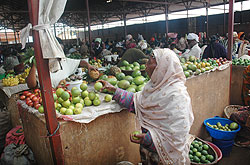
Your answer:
[218,146,250,165]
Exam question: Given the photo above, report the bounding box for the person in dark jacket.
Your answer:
[202,35,227,59]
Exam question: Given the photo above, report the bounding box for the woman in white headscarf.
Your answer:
[98,48,194,164]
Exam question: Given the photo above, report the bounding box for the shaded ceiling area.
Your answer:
[0,0,246,31]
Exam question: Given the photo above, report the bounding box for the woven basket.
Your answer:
[224,105,244,119]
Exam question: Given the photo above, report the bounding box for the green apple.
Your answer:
[81,90,89,99]
[75,103,83,109]
[65,109,73,115]
[84,99,92,106]
[73,108,82,115]
[60,107,67,115]
[93,99,101,106]
[104,94,112,102]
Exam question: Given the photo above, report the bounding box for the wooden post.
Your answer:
[86,0,92,52]
[227,0,234,60]
[165,4,169,37]
[27,0,64,164]
[123,12,127,39]
[206,2,209,37]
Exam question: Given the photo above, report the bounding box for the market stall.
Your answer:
[16,63,230,164]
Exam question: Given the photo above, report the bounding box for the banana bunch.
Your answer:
[3,77,19,86]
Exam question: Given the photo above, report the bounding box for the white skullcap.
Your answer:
[187,33,199,42]
[233,32,238,38]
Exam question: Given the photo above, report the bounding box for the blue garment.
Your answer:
[202,42,227,59]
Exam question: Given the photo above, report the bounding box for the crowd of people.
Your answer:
[62,31,250,63]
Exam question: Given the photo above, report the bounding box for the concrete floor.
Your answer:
[218,146,250,165]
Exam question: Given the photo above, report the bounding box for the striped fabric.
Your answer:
[113,88,156,151]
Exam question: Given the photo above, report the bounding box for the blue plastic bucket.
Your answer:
[204,116,241,140]
[212,138,234,157]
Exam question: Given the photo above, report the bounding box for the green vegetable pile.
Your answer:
[67,52,82,59]
[189,139,215,164]
[232,58,250,66]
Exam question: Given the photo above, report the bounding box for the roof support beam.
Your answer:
[227,0,234,60]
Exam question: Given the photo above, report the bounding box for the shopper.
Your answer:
[202,35,227,59]
[237,32,249,58]
[176,34,187,52]
[182,33,201,59]
[98,48,194,164]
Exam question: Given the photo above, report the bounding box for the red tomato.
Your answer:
[34,89,40,93]
[20,95,26,100]
[34,104,41,109]
[66,90,72,96]
[69,97,72,101]
[26,100,32,105]
[26,92,32,97]
[28,102,34,107]
[33,101,39,106]
[39,98,43,104]
[32,96,38,102]
[23,91,29,96]
[29,94,35,99]
[26,97,31,102]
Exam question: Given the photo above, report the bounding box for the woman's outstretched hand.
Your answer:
[130,133,146,144]
[97,80,117,93]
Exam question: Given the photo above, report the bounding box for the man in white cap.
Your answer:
[182,33,201,59]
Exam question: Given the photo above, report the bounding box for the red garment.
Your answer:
[5,126,25,147]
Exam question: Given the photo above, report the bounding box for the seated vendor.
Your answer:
[182,33,201,59]
[26,58,96,89]
[91,38,104,59]
[202,35,227,59]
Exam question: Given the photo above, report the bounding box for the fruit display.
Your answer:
[19,89,43,110]
[65,74,82,82]
[2,67,31,86]
[19,82,113,115]
[99,70,149,93]
[206,122,239,131]
[89,59,103,68]
[3,77,19,86]
[67,52,82,59]
[180,56,228,78]
[119,60,146,71]
[189,139,216,164]
[232,58,250,66]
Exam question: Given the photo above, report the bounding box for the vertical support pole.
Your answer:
[86,0,92,52]
[4,27,8,44]
[11,15,17,44]
[17,31,20,43]
[54,24,56,37]
[223,0,226,35]
[206,2,209,37]
[187,9,189,33]
[102,22,104,39]
[165,4,169,38]
[227,0,234,60]
[123,12,127,39]
[27,0,64,164]
[84,25,87,42]
[63,24,66,40]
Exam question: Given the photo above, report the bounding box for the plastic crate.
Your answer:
[204,116,241,140]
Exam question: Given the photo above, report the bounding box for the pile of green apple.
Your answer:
[119,60,146,71]
[52,83,112,115]
[98,70,148,93]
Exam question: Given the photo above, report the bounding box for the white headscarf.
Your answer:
[134,48,194,164]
